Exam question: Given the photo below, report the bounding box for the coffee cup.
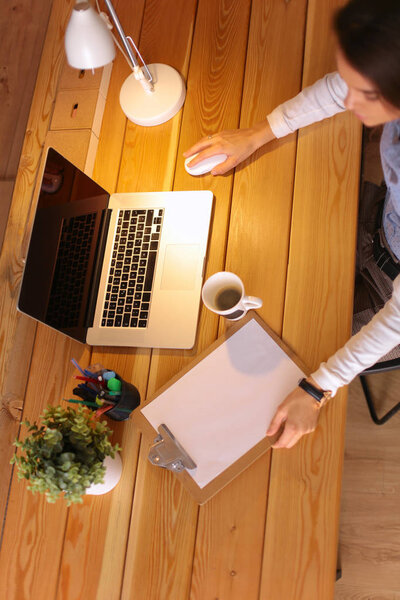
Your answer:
[202,271,262,321]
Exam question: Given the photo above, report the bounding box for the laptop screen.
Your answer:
[18,148,110,342]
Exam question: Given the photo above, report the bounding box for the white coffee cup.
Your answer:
[202,271,262,321]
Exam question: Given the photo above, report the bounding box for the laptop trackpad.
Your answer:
[160,244,200,291]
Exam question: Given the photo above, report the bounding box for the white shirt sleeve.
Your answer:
[267,72,348,138]
[311,276,400,396]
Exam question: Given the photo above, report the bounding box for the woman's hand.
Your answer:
[183,120,276,176]
[266,384,322,449]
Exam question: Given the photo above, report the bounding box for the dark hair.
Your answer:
[334,0,400,108]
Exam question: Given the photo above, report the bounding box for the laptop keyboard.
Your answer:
[46,213,97,328]
[101,208,163,328]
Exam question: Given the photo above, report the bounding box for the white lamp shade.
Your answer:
[65,2,116,69]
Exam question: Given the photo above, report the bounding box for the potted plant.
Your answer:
[11,404,122,505]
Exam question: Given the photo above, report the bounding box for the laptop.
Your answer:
[18,147,213,348]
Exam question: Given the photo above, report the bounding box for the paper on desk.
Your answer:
[142,319,304,488]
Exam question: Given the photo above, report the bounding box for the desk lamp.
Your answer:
[65,1,186,126]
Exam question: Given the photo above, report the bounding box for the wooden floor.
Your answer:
[335,375,400,600]
[1,1,399,599]
[0,0,53,248]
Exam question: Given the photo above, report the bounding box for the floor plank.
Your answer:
[335,374,400,598]
[0,0,53,179]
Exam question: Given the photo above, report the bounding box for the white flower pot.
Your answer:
[86,453,122,496]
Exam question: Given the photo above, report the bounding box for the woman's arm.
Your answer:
[184,72,348,175]
[267,71,347,138]
[267,276,400,448]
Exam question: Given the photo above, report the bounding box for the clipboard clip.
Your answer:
[148,424,197,473]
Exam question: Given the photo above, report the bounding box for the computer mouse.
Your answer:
[184,152,227,176]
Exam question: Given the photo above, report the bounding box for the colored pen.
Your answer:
[66,398,131,413]
[71,358,86,376]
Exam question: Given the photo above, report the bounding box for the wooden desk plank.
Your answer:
[0,325,90,600]
[56,351,146,600]
[1,1,144,597]
[119,0,197,194]
[121,1,253,598]
[93,0,145,193]
[189,1,309,598]
[0,135,97,598]
[0,122,99,600]
[260,0,362,598]
[226,0,309,335]
[52,3,147,597]
[56,2,198,599]
[0,0,74,539]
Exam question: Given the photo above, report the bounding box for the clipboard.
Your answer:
[133,312,309,504]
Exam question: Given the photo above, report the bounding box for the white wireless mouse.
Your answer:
[184,152,227,176]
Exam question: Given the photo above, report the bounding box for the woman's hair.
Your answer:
[334,0,400,108]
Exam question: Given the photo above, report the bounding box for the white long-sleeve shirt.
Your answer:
[267,72,347,138]
[266,72,400,396]
[312,276,400,394]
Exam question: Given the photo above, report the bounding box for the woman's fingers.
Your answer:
[184,132,228,159]
[272,423,302,449]
[266,389,321,449]
[266,408,286,437]
[183,139,215,161]
[211,155,237,175]
[185,145,225,167]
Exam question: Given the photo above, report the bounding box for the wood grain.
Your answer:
[57,1,199,599]
[190,0,309,596]
[54,1,148,597]
[190,455,271,600]
[0,179,14,248]
[57,349,148,600]
[148,0,254,393]
[0,0,53,179]
[336,376,400,599]
[121,1,255,598]
[0,0,75,538]
[92,0,146,194]
[0,324,89,600]
[260,0,362,598]
[227,0,308,335]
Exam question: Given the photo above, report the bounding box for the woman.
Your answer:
[184,0,400,448]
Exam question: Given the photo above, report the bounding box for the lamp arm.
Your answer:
[102,0,154,91]
[103,0,138,70]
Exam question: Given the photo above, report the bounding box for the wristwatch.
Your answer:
[298,378,332,407]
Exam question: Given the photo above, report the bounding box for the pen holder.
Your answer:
[105,376,141,422]
[70,360,141,421]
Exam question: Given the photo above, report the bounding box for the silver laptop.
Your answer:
[18,148,213,349]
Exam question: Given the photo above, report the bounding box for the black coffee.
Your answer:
[215,287,241,310]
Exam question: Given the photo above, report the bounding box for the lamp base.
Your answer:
[119,63,186,126]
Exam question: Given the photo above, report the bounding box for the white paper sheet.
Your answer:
[142,319,304,488]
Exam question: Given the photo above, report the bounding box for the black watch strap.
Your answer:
[298,377,324,403]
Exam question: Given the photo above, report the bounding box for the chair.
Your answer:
[355,126,400,425]
[359,357,400,425]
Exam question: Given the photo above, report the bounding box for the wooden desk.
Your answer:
[0,0,361,598]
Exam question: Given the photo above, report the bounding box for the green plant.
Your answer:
[11,404,121,505]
